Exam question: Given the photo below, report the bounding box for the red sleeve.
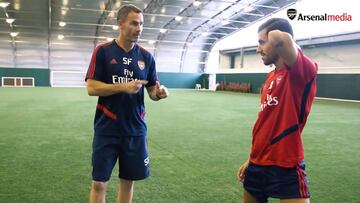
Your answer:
[85,46,105,82]
[289,49,318,86]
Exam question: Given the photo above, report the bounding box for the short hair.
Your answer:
[116,4,142,22]
[258,18,294,38]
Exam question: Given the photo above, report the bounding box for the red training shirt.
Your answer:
[250,49,318,168]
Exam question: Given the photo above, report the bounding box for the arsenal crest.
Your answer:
[276,76,283,85]
[287,9,297,20]
[138,60,145,70]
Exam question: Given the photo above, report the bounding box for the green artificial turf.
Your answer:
[0,87,359,202]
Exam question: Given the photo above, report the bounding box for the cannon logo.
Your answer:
[287,9,297,20]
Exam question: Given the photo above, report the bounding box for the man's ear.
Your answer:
[118,19,125,27]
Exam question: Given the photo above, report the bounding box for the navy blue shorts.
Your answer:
[243,161,310,203]
[92,135,150,182]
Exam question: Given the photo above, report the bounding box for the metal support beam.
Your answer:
[48,0,51,70]
[93,0,116,47]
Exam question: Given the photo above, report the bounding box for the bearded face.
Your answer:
[256,29,279,66]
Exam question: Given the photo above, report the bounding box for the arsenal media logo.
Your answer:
[138,60,145,70]
[287,8,297,20]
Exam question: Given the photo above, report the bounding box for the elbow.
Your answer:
[87,90,95,96]
[88,92,96,96]
[87,86,97,96]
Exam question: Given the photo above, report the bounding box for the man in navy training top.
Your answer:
[85,4,169,203]
[237,18,317,203]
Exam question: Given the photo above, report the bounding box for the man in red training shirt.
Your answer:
[237,18,318,203]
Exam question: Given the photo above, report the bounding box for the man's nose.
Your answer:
[136,25,142,32]
[256,46,261,53]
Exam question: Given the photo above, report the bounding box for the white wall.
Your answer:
[218,43,360,74]
[207,0,360,73]
[303,44,360,73]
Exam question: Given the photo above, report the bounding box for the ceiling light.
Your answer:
[193,1,202,7]
[112,25,119,30]
[10,32,18,37]
[150,16,156,23]
[148,40,155,45]
[221,20,230,25]
[161,7,166,14]
[159,29,167,33]
[14,2,19,10]
[0,2,10,8]
[61,8,68,16]
[187,18,192,24]
[99,1,105,11]
[62,0,68,6]
[59,21,66,27]
[106,38,113,42]
[13,0,20,10]
[108,11,115,18]
[115,1,121,8]
[175,16,183,21]
[187,42,193,46]
[6,18,15,24]
[57,34,64,40]
[201,32,209,37]
[243,6,255,13]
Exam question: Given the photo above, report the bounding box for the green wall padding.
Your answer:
[1,67,359,100]
[316,74,360,100]
[0,67,50,86]
[214,73,360,100]
[157,72,203,88]
[200,74,209,89]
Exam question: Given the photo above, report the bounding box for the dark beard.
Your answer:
[264,54,279,66]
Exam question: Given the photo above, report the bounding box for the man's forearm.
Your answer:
[268,30,284,49]
[87,80,127,96]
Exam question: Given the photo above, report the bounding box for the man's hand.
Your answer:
[267,30,298,68]
[154,81,169,99]
[237,159,250,182]
[125,80,148,94]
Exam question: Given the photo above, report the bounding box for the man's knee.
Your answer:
[120,179,134,191]
[92,181,108,193]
